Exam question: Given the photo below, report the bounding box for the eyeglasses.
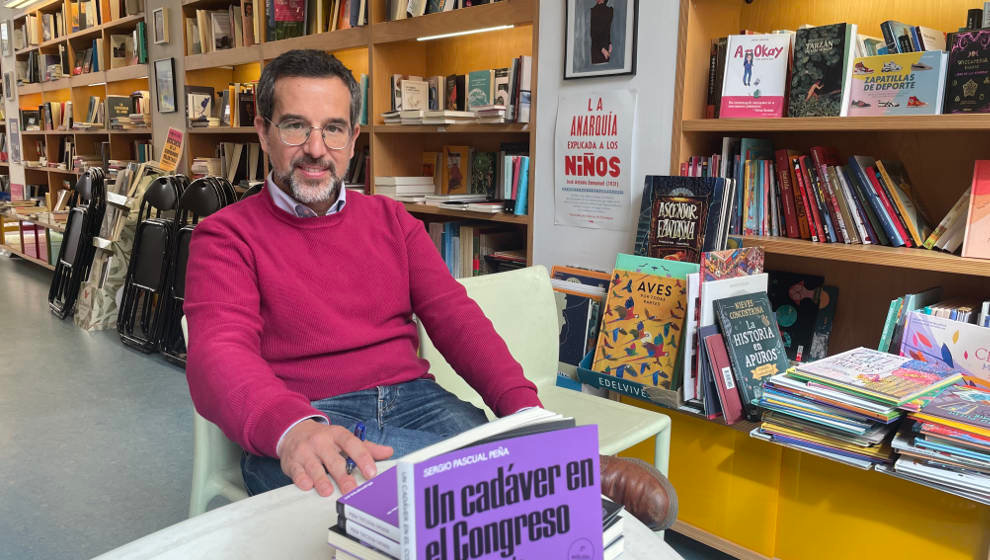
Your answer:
[266,117,351,150]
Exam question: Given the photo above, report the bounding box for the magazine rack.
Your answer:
[576,351,684,411]
[160,177,237,366]
[48,168,107,319]
[117,175,189,353]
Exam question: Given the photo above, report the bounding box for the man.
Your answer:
[185,50,676,530]
[590,0,613,64]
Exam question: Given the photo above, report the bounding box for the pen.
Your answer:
[345,422,366,476]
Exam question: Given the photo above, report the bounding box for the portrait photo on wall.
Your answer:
[564,0,638,79]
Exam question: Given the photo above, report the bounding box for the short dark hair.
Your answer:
[256,49,361,129]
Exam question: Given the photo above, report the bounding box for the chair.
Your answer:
[417,265,671,475]
[182,316,250,516]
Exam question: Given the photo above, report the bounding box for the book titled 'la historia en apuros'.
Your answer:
[397,424,602,560]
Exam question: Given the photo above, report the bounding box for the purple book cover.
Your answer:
[400,425,601,559]
[336,469,400,540]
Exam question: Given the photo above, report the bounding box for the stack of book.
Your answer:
[880,384,990,505]
[474,104,507,123]
[752,348,965,468]
[374,177,435,202]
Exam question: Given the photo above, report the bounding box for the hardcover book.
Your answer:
[847,51,948,116]
[444,74,465,111]
[704,331,744,424]
[699,247,765,282]
[713,291,789,419]
[718,33,791,118]
[901,310,990,387]
[441,145,470,194]
[962,160,990,260]
[269,0,306,41]
[466,69,493,110]
[591,268,687,389]
[790,347,965,405]
[876,160,932,247]
[944,30,990,114]
[788,23,857,117]
[633,175,726,263]
[398,424,601,560]
[918,384,990,432]
[767,271,823,362]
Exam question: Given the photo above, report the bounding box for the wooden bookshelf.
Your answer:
[178,0,539,262]
[0,244,56,271]
[652,1,990,559]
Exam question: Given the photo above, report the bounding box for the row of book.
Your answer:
[387,0,501,21]
[20,92,150,133]
[385,56,532,124]
[425,221,522,278]
[681,139,990,259]
[187,5,254,56]
[707,22,990,119]
[17,30,147,85]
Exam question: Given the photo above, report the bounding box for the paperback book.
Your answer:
[633,175,727,263]
[901,311,990,387]
[788,23,858,117]
[719,33,791,118]
[847,51,948,116]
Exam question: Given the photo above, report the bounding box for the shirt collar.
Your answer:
[266,173,347,218]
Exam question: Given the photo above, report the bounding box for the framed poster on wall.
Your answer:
[564,0,638,79]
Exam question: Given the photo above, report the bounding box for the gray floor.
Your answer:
[0,256,194,560]
[0,253,735,560]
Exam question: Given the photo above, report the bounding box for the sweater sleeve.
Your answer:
[183,218,324,458]
[398,205,542,415]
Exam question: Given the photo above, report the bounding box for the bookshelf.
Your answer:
[626,1,990,559]
[178,0,538,262]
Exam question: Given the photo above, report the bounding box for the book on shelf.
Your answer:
[847,51,947,116]
[267,0,306,41]
[466,69,494,110]
[441,145,471,194]
[633,175,730,263]
[961,160,990,260]
[109,35,133,69]
[718,33,791,118]
[788,23,857,118]
[901,310,990,387]
[944,29,990,114]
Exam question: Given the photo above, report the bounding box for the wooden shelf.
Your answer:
[105,64,149,83]
[21,131,47,136]
[65,24,104,42]
[72,129,110,135]
[103,13,145,32]
[41,77,71,91]
[375,123,531,134]
[70,72,107,87]
[38,36,67,50]
[186,126,258,134]
[740,235,990,277]
[45,168,81,176]
[682,114,990,133]
[371,0,535,44]
[401,203,530,224]
[2,212,67,233]
[1,244,55,271]
[185,45,262,71]
[14,45,39,57]
[111,128,153,135]
[18,83,43,95]
[261,27,370,59]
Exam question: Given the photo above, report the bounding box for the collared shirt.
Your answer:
[266,173,347,217]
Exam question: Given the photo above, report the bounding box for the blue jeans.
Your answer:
[240,378,489,495]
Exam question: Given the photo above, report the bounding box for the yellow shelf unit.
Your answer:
[179,0,538,261]
[614,1,990,559]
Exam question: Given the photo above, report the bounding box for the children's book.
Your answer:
[699,247,765,281]
[766,271,823,362]
[592,268,688,389]
[718,33,791,118]
[633,175,727,263]
[961,160,990,260]
[790,347,965,405]
[847,51,947,116]
[808,285,838,361]
[917,384,990,433]
[901,311,990,387]
[788,23,858,117]
[713,291,789,420]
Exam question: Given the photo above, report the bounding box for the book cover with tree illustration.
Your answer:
[788,23,856,117]
[592,269,687,389]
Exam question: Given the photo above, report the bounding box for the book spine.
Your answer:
[705,40,718,118]
[809,162,842,243]
[791,156,816,241]
[797,156,827,242]
[340,518,402,557]
[848,159,897,245]
[880,22,899,54]
[339,504,401,541]
[513,156,529,215]
[841,164,884,245]
[774,150,800,238]
[875,161,922,246]
[865,166,910,246]
[878,297,903,352]
[818,162,851,243]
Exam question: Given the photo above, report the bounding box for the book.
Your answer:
[944,30,990,114]
[718,33,791,118]
[962,160,990,260]
[875,160,932,247]
[591,267,688,389]
[790,347,965,405]
[713,291,789,420]
[633,175,727,263]
[766,271,822,363]
[444,74,465,111]
[466,69,493,110]
[704,331,744,424]
[788,23,857,117]
[269,0,306,41]
[918,384,990,433]
[847,51,947,116]
[441,145,471,194]
[880,20,917,54]
[901,311,990,387]
[400,79,429,112]
[808,285,838,361]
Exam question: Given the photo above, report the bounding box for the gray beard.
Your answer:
[273,166,342,205]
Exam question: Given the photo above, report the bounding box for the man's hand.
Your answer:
[279,420,393,496]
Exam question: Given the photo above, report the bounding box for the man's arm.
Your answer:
[397,206,542,414]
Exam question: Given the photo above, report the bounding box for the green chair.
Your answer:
[417,265,672,475]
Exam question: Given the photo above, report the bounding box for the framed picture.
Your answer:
[152,7,168,45]
[154,57,177,113]
[0,21,9,57]
[564,0,638,79]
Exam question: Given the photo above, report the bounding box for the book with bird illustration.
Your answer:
[591,268,688,389]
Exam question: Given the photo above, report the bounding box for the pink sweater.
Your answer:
[184,187,541,457]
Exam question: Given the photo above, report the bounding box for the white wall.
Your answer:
[533,0,680,272]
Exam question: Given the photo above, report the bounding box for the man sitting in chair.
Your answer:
[184,49,676,531]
